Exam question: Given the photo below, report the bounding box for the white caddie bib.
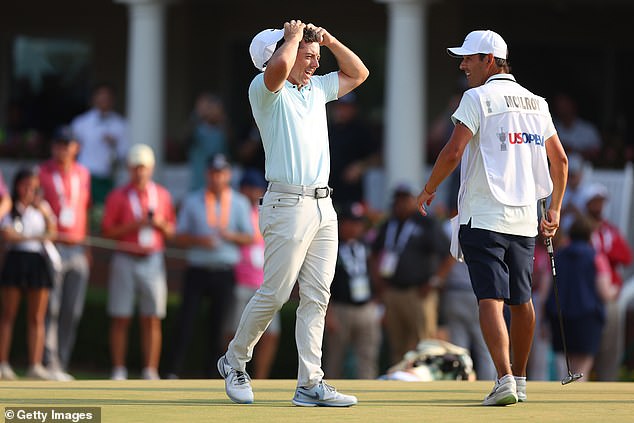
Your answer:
[449,215,463,261]
[471,77,553,206]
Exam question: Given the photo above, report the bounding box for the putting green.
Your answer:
[1,379,632,422]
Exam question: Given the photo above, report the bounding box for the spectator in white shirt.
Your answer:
[72,83,129,205]
[552,93,602,162]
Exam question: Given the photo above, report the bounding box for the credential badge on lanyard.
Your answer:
[129,183,158,248]
[340,241,371,302]
[379,220,416,278]
[53,172,80,228]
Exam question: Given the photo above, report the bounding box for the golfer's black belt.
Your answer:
[267,182,333,199]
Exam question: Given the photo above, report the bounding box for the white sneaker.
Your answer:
[482,374,518,406]
[142,367,160,380]
[292,380,358,407]
[217,355,254,404]
[0,362,17,380]
[46,363,74,382]
[26,364,55,380]
[514,376,526,402]
[110,366,128,381]
[49,368,75,382]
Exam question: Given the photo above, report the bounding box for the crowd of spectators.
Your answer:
[0,84,632,382]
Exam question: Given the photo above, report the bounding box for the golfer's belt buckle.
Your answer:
[314,187,331,199]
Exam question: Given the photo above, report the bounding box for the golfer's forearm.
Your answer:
[264,42,299,91]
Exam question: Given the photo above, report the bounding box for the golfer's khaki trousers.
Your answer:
[226,189,338,387]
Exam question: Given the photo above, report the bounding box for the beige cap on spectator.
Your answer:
[127,144,155,167]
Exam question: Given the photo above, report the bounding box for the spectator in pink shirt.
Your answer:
[102,144,176,380]
[38,126,91,381]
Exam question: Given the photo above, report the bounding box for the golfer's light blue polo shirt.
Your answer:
[248,72,339,186]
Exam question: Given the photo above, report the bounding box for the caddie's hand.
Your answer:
[284,20,306,43]
[416,185,436,217]
[540,209,560,238]
[306,23,334,46]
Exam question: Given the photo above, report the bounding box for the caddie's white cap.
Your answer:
[447,30,508,59]
[249,28,284,71]
[127,143,155,168]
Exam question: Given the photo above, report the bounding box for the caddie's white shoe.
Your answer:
[217,355,254,404]
[292,380,357,407]
[482,374,518,406]
[514,376,527,402]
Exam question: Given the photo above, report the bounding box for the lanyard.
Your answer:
[128,183,158,219]
[205,188,232,229]
[339,241,367,277]
[52,171,79,207]
[384,219,416,253]
[592,226,613,252]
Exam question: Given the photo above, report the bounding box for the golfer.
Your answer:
[417,30,567,405]
[218,19,368,406]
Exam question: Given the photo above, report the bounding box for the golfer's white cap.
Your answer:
[447,30,508,59]
[249,28,284,71]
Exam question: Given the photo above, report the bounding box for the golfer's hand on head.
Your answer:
[416,188,436,217]
[284,20,305,43]
[540,209,560,239]
[306,23,334,47]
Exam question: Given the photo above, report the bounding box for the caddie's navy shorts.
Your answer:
[459,222,535,305]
